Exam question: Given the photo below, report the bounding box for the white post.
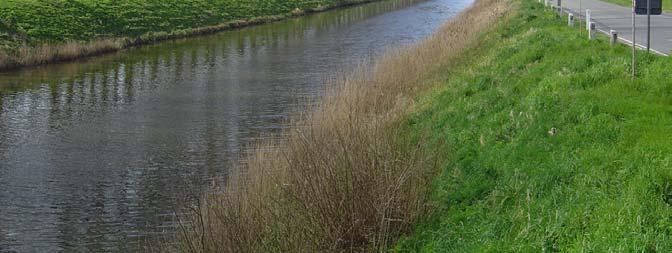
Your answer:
[545,0,549,7]
[589,22,596,40]
[586,9,591,31]
[610,30,618,45]
[568,13,575,26]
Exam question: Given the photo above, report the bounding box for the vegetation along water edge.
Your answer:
[169,0,511,251]
[0,0,384,71]
[174,0,672,251]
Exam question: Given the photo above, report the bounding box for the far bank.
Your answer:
[0,0,386,72]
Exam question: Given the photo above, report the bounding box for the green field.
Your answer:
[396,0,672,251]
[603,0,672,11]
[0,0,364,49]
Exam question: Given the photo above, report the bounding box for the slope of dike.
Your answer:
[0,0,381,71]
[397,0,672,251]
[169,0,512,251]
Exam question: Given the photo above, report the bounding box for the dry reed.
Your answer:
[0,38,125,71]
[171,0,512,252]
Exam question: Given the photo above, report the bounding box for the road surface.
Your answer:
[560,0,672,55]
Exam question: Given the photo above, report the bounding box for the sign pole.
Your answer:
[579,0,583,30]
[580,0,583,30]
[632,0,636,79]
[647,0,651,52]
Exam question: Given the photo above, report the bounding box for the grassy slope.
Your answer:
[0,0,379,71]
[0,0,368,48]
[397,0,672,251]
[602,0,672,12]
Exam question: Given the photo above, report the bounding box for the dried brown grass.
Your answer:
[0,38,126,71]
[172,0,512,252]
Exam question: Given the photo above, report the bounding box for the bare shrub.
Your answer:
[172,0,512,252]
[174,0,512,252]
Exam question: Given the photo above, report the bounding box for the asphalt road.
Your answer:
[559,0,672,55]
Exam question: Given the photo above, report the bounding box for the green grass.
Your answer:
[396,0,672,251]
[602,0,672,11]
[0,0,369,49]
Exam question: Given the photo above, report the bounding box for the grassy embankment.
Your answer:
[0,0,380,71]
[397,0,672,251]
[170,0,511,252]
[602,0,672,12]
[172,0,672,251]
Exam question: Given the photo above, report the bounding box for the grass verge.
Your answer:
[396,0,672,251]
[169,0,511,252]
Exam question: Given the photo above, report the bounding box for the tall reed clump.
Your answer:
[0,38,126,71]
[172,0,512,252]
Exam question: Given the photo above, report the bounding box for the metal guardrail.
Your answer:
[543,0,671,56]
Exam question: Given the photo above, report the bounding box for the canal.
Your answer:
[0,0,471,251]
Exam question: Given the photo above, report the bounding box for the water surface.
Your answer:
[0,0,472,251]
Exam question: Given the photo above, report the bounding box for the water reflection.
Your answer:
[0,0,472,251]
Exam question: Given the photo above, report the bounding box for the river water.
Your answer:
[0,0,471,251]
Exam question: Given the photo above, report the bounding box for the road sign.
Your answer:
[635,0,662,15]
[635,0,662,52]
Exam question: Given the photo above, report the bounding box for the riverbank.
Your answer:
[0,0,382,72]
[397,0,672,251]
[170,0,511,251]
[170,0,672,250]
[175,0,672,250]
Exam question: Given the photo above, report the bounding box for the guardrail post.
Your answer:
[610,30,618,45]
[558,0,563,14]
[568,13,575,26]
[589,22,596,40]
[585,9,591,31]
